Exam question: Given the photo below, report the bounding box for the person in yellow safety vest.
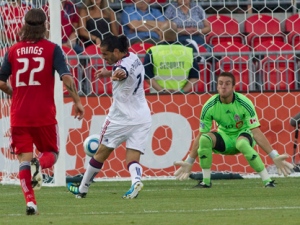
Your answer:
[143,21,199,93]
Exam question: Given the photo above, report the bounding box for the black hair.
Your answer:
[100,35,129,53]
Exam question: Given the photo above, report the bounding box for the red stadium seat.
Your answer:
[125,0,166,3]
[258,56,296,91]
[213,42,254,91]
[254,40,294,60]
[244,14,285,48]
[129,42,154,63]
[285,14,300,50]
[194,62,213,93]
[206,15,244,46]
[129,42,154,55]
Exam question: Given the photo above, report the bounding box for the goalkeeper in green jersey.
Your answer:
[174,72,294,187]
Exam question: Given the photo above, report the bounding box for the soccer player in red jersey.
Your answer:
[0,0,31,45]
[0,8,85,215]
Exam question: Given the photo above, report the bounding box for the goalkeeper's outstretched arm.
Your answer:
[252,127,294,176]
[173,132,202,180]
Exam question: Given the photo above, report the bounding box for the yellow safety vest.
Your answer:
[149,44,194,90]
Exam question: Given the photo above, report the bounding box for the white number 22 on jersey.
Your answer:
[16,57,45,87]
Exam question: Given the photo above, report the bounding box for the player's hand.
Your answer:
[173,161,193,181]
[95,68,110,78]
[112,68,126,81]
[74,102,85,120]
[272,154,294,176]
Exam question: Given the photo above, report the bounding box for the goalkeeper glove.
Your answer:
[174,161,192,181]
[269,150,294,176]
[174,155,195,181]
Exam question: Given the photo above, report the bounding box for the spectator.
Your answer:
[0,0,31,47]
[164,0,211,51]
[78,0,118,47]
[121,0,168,45]
[43,0,83,54]
[143,22,199,93]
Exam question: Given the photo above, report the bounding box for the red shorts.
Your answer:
[11,124,60,155]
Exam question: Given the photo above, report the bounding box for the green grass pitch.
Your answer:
[0,178,300,225]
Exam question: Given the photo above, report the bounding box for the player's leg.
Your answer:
[68,119,119,198]
[123,149,144,199]
[123,122,151,199]
[196,132,217,187]
[32,124,60,190]
[11,127,38,215]
[74,143,114,197]
[236,131,273,187]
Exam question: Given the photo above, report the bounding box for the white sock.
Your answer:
[202,169,211,179]
[258,168,270,181]
[79,164,100,193]
[129,162,143,185]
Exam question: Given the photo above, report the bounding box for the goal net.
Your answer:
[1,0,300,186]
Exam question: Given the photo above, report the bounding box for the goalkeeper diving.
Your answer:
[174,72,294,187]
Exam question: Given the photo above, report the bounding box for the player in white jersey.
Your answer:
[67,35,152,199]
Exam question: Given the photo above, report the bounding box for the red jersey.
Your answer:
[0,3,31,42]
[0,39,71,127]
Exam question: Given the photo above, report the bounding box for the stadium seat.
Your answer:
[258,55,297,91]
[206,15,244,46]
[194,62,213,93]
[254,40,294,60]
[244,14,285,49]
[124,0,166,3]
[285,14,300,50]
[82,44,102,65]
[129,42,154,63]
[129,42,154,54]
[213,42,254,91]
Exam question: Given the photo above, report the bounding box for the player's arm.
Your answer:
[0,52,12,96]
[252,127,294,176]
[53,46,84,120]
[173,132,201,180]
[62,74,84,120]
[0,80,12,95]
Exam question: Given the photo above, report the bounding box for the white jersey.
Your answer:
[107,52,152,125]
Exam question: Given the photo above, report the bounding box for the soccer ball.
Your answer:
[83,134,100,157]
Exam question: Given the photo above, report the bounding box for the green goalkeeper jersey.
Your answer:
[200,92,260,135]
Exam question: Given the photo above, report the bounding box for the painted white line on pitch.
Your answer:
[3,206,300,217]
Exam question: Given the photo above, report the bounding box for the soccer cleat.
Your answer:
[122,181,144,199]
[26,202,38,215]
[30,158,42,191]
[194,181,212,188]
[67,183,87,198]
[265,180,276,188]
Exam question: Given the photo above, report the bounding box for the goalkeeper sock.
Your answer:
[128,161,143,185]
[19,161,36,205]
[198,134,213,170]
[202,169,211,185]
[236,139,265,172]
[258,168,272,185]
[79,157,103,193]
[38,152,57,169]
